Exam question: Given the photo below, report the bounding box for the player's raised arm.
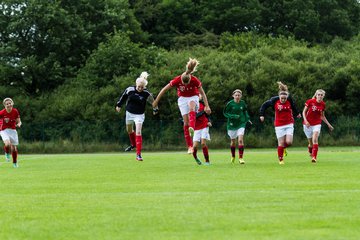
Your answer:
[152,83,172,109]
[198,87,211,114]
[147,94,159,115]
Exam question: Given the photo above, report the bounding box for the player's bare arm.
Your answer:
[152,83,171,108]
[198,87,211,114]
[147,95,159,115]
[321,112,334,131]
[303,106,310,127]
[16,117,21,128]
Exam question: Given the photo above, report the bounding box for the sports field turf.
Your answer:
[1,147,360,240]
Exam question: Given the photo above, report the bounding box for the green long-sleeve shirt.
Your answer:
[223,99,250,130]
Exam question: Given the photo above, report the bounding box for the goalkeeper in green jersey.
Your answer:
[223,89,252,164]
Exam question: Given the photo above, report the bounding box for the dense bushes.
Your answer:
[3,31,360,151]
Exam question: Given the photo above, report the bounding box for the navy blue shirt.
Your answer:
[116,86,153,114]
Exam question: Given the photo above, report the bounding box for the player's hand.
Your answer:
[152,101,158,109]
[208,122,212,127]
[328,125,334,131]
[259,116,264,122]
[304,121,310,128]
[153,108,159,115]
[115,106,121,112]
[248,120,253,125]
[204,106,211,115]
[16,122,22,128]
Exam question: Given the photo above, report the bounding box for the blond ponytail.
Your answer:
[136,71,149,87]
[182,58,199,83]
[277,81,289,96]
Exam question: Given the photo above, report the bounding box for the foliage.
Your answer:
[0,0,145,95]
[131,0,360,49]
[38,31,166,123]
[1,1,360,148]
[9,31,360,147]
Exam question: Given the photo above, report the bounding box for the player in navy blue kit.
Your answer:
[116,72,158,161]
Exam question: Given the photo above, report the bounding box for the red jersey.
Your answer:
[274,100,294,127]
[195,101,209,130]
[169,75,201,97]
[0,108,20,130]
[303,98,325,126]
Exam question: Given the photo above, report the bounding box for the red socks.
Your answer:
[192,147,198,159]
[12,150,17,164]
[308,146,313,155]
[312,144,318,159]
[202,146,209,162]
[238,145,244,158]
[230,146,236,158]
[183,125,193,147]
[4,145,10,154]
[189,111,196,130]
[277,146,284,161]
[128,132,136,147]
[193,146,210,163]
[136,135,142,155]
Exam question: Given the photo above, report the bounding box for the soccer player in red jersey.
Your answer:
[259,82,301,164]
[152,58,211,154]
[116,72,158,161]
[192,95,212,165]
[302,89,334,163]
[0,98,22,167]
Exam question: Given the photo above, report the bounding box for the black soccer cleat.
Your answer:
[124,145,135,152]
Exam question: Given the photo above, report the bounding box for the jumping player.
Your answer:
[259,82,301,164]
[192,95,212,165]
[152,58,211,154]
[223,89,252,164]
[302,89,334,163]
[0,98,22,167]
[116,72,158,161]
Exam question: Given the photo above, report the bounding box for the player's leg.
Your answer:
[311,131,320,163]
[275,126,286,164]
[230,138,236,164]
[303,124,314,158]
[10,130,19,167]
[188,100,197,137]
[277,136,286,164]
[135,122,143,161]
[192,140,201,165]
[11,145,18,167]
[182,114,193,154]
[3,141,11,162]
[201,139,209,165]
[238,134,245,164]
[1,130,11,162]
[178,97,193,153]
[283,134,293,157]
[125,116,136,152]
[307,138,313,157]
[237,128,245,164]
[227,130,236,163]
[283,124,294,156]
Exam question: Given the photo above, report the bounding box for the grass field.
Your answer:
[1,147,360,240]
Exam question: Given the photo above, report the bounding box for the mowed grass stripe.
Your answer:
[0,147,359,240]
